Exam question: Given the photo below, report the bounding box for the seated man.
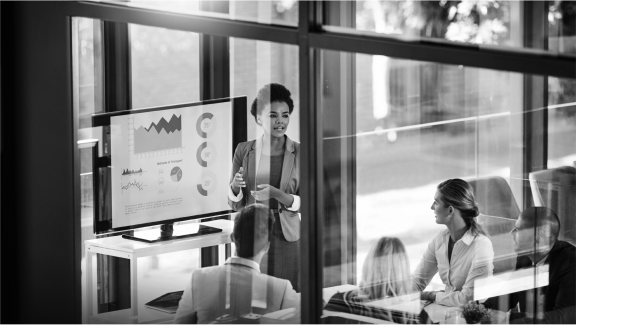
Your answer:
[174,204,300,324]
[483,207,576,324]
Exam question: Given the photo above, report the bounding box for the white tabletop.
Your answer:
[85,219,234,258]
[320,284,465,324]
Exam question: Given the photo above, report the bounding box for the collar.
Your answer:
[253,134,295,153]
[445,228,477,245]
[535,254,549,267]
[534,241,561,266]
[225,256,261,273]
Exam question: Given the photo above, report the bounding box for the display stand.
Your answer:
[85,219,234,324]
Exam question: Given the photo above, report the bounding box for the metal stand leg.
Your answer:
[131,255,138,323]
[86,248,93,323]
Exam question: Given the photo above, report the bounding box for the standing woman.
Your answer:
[228,83,301,291]
[412,178,494,307]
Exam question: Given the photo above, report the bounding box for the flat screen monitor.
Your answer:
[91,97,247,235]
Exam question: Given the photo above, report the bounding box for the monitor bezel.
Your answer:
[91,97,247,235]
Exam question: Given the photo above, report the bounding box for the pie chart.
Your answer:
[196,142,216,167]
[197,171,217,196]
[196,113,216,138]
[170,166,182,182]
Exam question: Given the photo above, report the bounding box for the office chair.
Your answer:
[467,176,521,274]
[468,176,521,221]
[529,166,576,245]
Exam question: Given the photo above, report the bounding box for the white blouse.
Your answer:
[412,228,494,307]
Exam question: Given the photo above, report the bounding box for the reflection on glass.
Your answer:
[327,1,577,53]
[548,77,576,169]
[73,17,101,323]
[130,0,200,12]
[124,0,299,26]
[130,24,199,109]
[548,1,576,55]
[174,205,301,323]
[352,0,522,47]
[480,207,576,323]
[73,16,301,323]
[412,179,494,308]
[319,48,575,323]
[325,237,422,323]
[231,38,300,141]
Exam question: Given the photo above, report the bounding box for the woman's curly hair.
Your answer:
[250,83,294,123]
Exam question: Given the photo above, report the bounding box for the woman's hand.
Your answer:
[231,167,245,192]
[251,184,279,201]
[252,184,295,207]
[421,291,438,301]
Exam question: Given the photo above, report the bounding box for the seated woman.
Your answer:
[413,178,494,307]
[325,237,420,324]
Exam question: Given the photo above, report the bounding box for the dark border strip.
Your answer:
[66,1,299,45]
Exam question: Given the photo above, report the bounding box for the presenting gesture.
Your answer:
[251,184,294,208]
[251,184,278,201]
[231,167,245,192]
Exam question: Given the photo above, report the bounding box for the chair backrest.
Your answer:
[529,166,576,245]
[466,176,521,275]
[477,214,517,274]
[467,176,521,220]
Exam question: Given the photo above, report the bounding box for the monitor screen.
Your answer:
[91,97,246,234]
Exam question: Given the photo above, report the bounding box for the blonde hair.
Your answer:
[359,237,413,300]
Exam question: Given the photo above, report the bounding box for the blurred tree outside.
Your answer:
[356,0,512,45]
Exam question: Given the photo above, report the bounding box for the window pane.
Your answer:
[231,38,300,141]
[121,0,299,27]
[327,1,576,54]
[319,49,576,323]
[73,17,107,323]
[548,77,576,169]
[72,18,301,324]
[130,24,200,109]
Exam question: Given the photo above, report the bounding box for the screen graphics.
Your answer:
[109,101,232,229]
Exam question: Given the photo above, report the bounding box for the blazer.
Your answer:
[174,257,300,324]
[483,241,576,324]
[228,135,301,242]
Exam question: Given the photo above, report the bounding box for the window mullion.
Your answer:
[299,1,323,323]
[199,0,230,268]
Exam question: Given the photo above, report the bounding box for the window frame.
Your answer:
[62,1,576,323]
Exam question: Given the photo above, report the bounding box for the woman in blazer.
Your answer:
[228,83,301,291]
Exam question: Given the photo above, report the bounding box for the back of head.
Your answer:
[520,206,561,244]
[360,237,413,300]
[232,204,274,258]
[437,178,487,237]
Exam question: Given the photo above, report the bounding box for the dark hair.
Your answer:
[232,204,274,258]
[437,178,488,237]
[250,83,294,123]
[520,206,561,243]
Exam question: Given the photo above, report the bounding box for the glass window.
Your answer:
[548,78,576,169]
[75,16,302,321]
[318,49,576,323]
[327,1,576,54]
[231,38,300,141]
[72,17,101,323]
[130,23,200,109]
[120,0,299,27]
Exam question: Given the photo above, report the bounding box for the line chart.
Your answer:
[121,180,146,192]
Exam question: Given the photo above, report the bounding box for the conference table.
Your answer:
[310,284,507,324]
